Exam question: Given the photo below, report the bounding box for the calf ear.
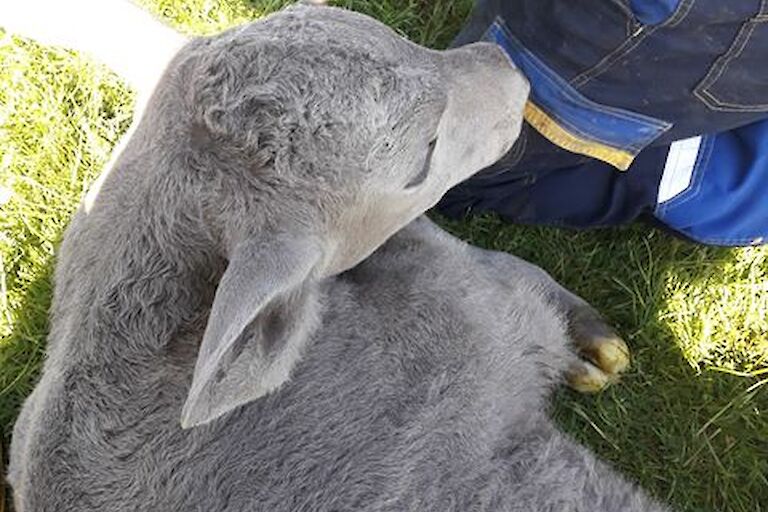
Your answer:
[180,235,322,429]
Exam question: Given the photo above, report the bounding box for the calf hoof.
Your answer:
[567,360,615,393]
[577,334,630,376]
[566,307,630,392]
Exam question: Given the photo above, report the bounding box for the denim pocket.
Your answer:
[484,19,672,170]
[694,9,768,113]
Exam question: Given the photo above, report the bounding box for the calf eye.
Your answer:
[405,139,437,189]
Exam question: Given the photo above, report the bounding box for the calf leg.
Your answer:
[488,425,668,512]
[476,248,630,392]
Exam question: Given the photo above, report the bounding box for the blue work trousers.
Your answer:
[438,0,768,246]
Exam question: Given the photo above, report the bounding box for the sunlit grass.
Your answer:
[661,246,768,374]
[134,0,294,34]
[0,2,766,511]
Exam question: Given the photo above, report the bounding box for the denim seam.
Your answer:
[611,0,635,19]
[694,5,768,112]
[665,0,697,28]
[571,29,657,89]
[507,123,529,167]
[760,0,768,17]
[661,227,767,246]
[571,0,695,88]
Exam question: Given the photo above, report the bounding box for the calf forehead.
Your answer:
[262,5,438,68]
[170,9,447,161]
[180,8,444,111]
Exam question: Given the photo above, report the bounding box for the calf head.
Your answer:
[118,4,528,427]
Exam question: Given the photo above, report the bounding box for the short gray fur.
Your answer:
[9,4,668,511]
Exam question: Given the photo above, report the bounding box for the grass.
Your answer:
[0,1,766,511]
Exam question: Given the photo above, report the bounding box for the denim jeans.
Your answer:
[438,0,768,246]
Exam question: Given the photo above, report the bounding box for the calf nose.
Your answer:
[481,42,530,117]
[444,42,530,116]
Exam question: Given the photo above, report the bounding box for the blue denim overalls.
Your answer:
[438,0,768,246]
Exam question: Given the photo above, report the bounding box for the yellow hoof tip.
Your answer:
[567,361,613,394]
[591,337,630,375]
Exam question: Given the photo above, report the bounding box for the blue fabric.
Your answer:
[439,125,669,229]
[438,0,768,246]
[655,120,768,246]
[484,19,671,155]
[452,0,768,142]
[630,0,683,25]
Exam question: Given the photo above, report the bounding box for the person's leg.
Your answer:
[651,122,768,246]
[439,129,668,230]
[455,0,768,143]
[442,117,768,247]
[441,0,768,246]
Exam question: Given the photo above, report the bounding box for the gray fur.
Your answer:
[9,4,668,511]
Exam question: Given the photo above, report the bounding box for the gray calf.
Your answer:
[9,4,666,511]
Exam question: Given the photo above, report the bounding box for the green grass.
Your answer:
[0,2,766,511]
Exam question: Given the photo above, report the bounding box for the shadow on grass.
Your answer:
[436,213,767,512]
[143,0,474,45]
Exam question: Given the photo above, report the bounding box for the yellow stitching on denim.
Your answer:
[524,102,635,171]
